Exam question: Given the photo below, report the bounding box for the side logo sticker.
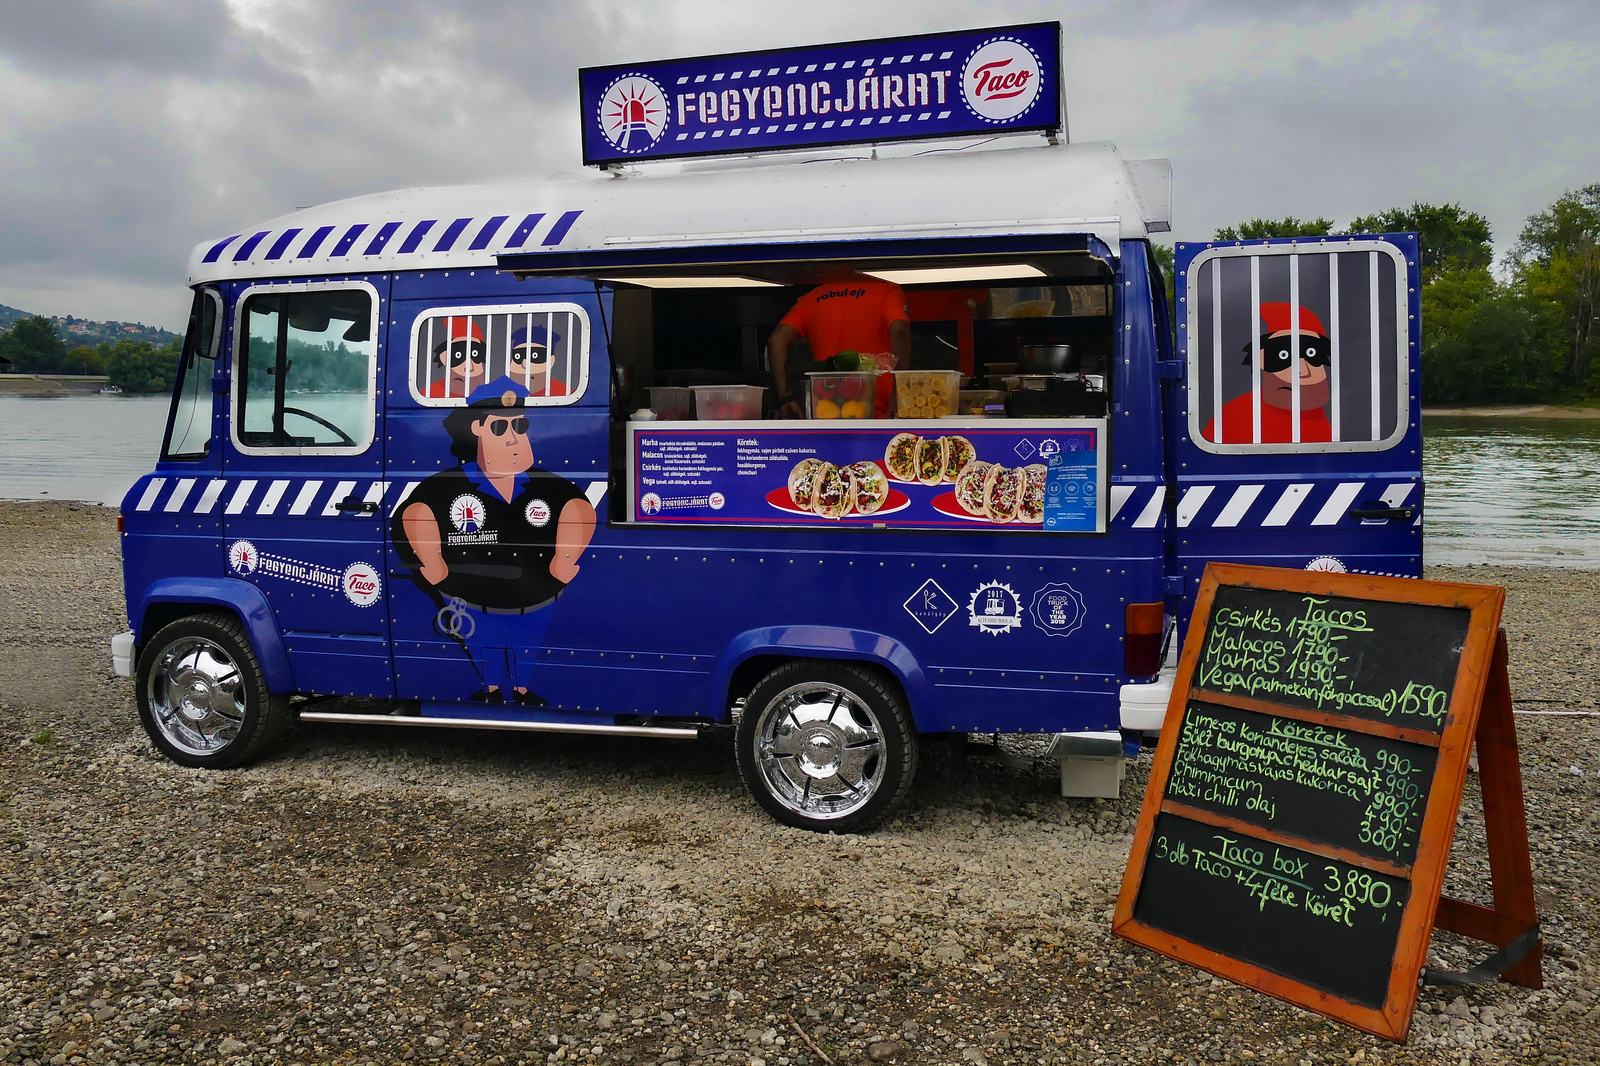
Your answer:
[1030,582,1087,638]
[903,579,960,635]
[342,562,382,608]
[228,539,259,576]
[968,581,1023,636]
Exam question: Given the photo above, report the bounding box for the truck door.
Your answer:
[220,277,393,697]
[1170,236,1423,615]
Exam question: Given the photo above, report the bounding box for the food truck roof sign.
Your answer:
[578,22,1064,167]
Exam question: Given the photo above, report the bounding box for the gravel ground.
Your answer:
[1,500,1597,1066]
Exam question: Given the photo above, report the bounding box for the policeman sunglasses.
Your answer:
[510,344,549,366]
[485,416,529,436]
[1241,335,1331,373]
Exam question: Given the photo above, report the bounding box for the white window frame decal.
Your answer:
[1184,240,1409,455]
[407,302,591,408]
[230,279,381,458]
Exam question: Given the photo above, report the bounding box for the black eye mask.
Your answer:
[1241,334,1330,373]
[435,339,485,367]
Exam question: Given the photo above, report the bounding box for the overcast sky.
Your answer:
[2,0,1597,331]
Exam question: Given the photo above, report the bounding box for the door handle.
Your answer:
[335,497,379,514]
[1349,505,1415,522]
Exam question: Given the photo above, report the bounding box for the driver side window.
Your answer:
[235,285,376,453]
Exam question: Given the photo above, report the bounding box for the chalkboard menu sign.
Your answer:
[1114,564,1524,1042]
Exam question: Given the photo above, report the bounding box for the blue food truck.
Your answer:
[111,26,1423,831]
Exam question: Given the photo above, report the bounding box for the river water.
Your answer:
[2,396,1596,567]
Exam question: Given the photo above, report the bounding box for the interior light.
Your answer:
[595,276,783,288]
[860,264,1050,285]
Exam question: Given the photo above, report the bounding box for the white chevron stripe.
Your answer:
[1109,484,1136,520]
[289,481,323,516]
[1176,485,1214,528]
[194,479,228,514]
[1212,484,1264,528]
[1381,482,1415,507]
[225,479,257,515]
[362,481,389,505]
[257,480,291,515]
[585,481,607,507]
[390,481,421,517]
[135,479,166,512]
[1132,487,1166,529]
[322,480,358,516]
[1312,482,1366,526]
[163,478,196,513]
[1261,483,1313,527]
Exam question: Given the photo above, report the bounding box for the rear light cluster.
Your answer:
[1125,602,1165,677]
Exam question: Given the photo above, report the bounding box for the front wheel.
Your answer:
[736,660,917,832]
[135,612,288,769]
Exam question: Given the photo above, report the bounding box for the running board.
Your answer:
[297,711,702,740]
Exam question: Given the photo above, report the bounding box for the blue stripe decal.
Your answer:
[232,231,271,261]
[298,225,336,258]
[330,224,369,257]
[433,218,473,252]
[541,210,583,247]
[263,229,303,260]
[468,215,510,251]
[363,221,404,255]
[398,220,437,254]
[202,235,241,263]
[504,213,545,249]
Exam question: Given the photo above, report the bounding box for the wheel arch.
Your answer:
[134,578,294,693]
[713,626,929,728]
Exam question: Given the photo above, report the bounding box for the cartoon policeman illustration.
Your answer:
[1204,302,1334,444]
[393,376,597,704]
[508,324,570,397]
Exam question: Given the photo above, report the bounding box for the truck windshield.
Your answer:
[237,288,375,451]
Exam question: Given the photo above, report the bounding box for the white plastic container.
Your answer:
[691,385,765,420]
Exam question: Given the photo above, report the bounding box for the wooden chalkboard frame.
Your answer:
[1113,563,1540,1041]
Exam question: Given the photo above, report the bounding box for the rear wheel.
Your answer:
[135,612,288,768]
[736,660,917,832]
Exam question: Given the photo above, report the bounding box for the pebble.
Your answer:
[1,501,1596,1066]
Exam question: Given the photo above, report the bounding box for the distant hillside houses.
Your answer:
[0,303,177,347]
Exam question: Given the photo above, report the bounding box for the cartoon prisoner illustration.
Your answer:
[1204,302,1334,445]
[392,377,597,704]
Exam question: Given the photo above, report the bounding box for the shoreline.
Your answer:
[1423,403,1600,419]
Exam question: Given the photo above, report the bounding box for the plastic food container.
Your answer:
[691,384,765,420]
[805,371,878,419]
[647,386,691,421]
[892,370,961,418]
[958,389,1003,416]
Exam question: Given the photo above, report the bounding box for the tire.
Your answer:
[735,660,918,833]
[135,612,288,769]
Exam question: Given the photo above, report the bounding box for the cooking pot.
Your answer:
[1018,344,1077,374]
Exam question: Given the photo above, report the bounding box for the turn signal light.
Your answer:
[1125,602,1165,677]
[116,515,125,533]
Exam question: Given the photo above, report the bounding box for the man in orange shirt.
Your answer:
[768,271,911,418]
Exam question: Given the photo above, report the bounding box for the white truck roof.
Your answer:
[186,140,1169,285]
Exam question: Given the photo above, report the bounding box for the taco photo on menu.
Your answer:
[941,435,976,483]
[1017,463,1047,524]
[787,457,825,512]
[982,465,1025,523]
[884,432,920,482]
[953,460,993,516]
[847,461,889,515]
[916,436,948,486]
[812,463,850,519]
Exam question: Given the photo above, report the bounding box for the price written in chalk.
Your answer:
[1168,702,1436,864]
[1195,588,1469,733]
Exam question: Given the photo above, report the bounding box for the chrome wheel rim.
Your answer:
[753,681,887,821]
[146,637,245,756]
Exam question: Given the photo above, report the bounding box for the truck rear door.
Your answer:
[1169,235,1423,617]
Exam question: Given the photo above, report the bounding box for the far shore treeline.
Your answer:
[3,184,1598,402]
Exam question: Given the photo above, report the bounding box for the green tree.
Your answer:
[1148,242,1176,326]
[1213,217,1336,241]
[1420,268,1563,403]
[0,315,67,373]
[61,345,107,375]
[1511,184,1600,390]
[105,340,181,394]
[1348,202,1493,279]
